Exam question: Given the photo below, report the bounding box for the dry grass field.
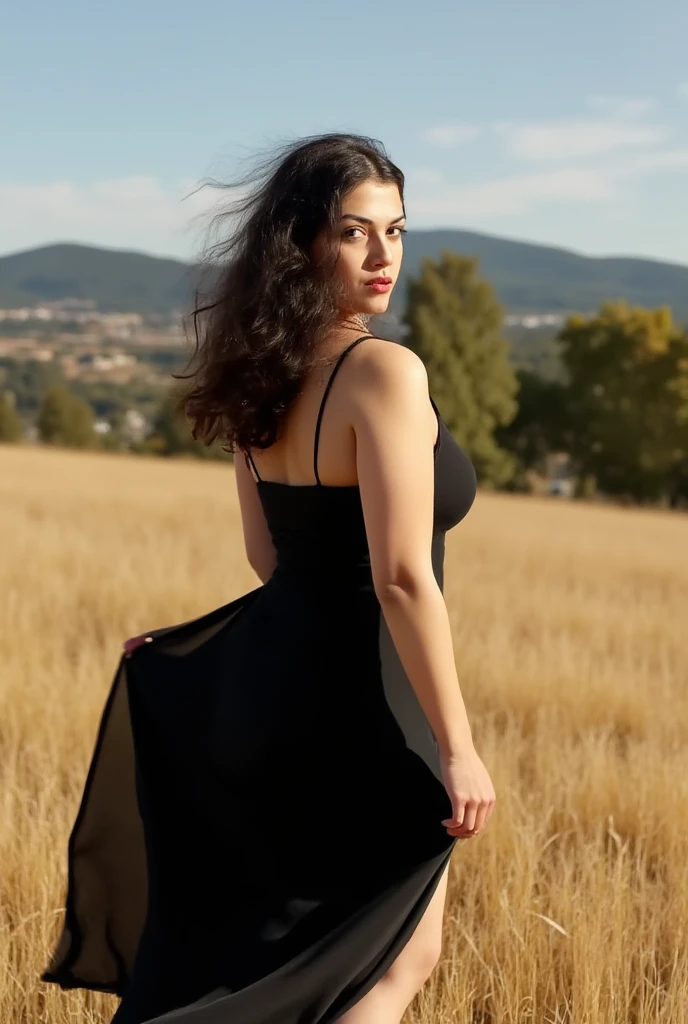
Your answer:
[1,443,688,1024]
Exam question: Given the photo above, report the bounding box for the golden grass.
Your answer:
[1,443,687,1024]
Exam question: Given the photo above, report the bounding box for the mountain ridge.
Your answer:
[1,232,687,320]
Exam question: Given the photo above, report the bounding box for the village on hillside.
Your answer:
[0,298,565,384]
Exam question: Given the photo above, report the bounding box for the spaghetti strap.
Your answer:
[313,334,375,485]
[243,448,262,483]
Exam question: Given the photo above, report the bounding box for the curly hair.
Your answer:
[174,132,405,452]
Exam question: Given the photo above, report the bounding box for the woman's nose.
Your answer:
[370,239,394,268]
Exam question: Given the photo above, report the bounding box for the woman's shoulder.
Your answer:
[345,336,429,393]
[339,337,433,431]
[341,336,436,449]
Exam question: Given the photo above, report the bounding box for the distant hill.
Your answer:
[0,244,195,317]
[397,231,688,321]
[1,234,688,320]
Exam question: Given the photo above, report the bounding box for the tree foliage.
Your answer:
[402,250,519,487]
[37,385,97,448]
[495,369,573,487]
[0,392,23,443]
[143,387,231,460]
[0,357,64,415]
[558,301,688,502]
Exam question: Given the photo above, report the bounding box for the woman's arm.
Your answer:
[350,341,474,759]
[234,453,277,583]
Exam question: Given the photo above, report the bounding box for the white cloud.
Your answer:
[496,117,666,161]
[423,96,667,165]
[2,129,687,259]
[0,176,223,259]
[407,146,688,221]
[423,123,480,148]
[407,166,614,218]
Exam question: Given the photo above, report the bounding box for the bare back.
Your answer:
[243,333,438,489]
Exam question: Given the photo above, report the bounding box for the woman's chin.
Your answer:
[358,292,392,315]
[339,291,394,320]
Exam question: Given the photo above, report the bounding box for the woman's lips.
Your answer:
[366,280,392,293]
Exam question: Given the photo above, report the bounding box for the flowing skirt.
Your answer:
[42,575,456,1023]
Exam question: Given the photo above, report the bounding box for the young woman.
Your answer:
[43,132,495,1024]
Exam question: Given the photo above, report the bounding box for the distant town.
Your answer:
[0,299,186,387]
[0,298,566,385]
[2,283,686,507]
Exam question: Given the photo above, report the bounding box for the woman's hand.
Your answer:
[439,746,496,839]
[123,634,152,658]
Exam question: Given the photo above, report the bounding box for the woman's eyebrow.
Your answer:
[340,213,406,225]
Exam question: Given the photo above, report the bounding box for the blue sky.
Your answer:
[2,0,687,265]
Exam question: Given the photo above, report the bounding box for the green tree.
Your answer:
[557,301,688,503]
[402,251,519,487]
[0,357,64,415]
[37,385,97,448]
[143,387,230,460]
[0,392,23,443]
[495,369,573,487]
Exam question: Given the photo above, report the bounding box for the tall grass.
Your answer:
[1,444,687,1023]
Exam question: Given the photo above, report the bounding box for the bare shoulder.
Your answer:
[345,337,429,403]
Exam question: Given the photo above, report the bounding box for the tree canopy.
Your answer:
[402,250,519,487]
[558,301,688,503]
[37,385,97,448]
[0,392,22,443]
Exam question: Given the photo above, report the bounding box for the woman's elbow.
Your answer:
[373,565,437,607]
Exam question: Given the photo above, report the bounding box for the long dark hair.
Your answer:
[174,132,405,452]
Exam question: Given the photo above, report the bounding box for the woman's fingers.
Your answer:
[461,803,478,832]
[123,635,152,658]
[439,748,496,840]
[443,795,494,837]
[442,796,477,831]
[441,798,466,830]
[474,800,494,833]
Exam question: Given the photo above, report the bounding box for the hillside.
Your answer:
[1,233,688,319]
[396,231,688,320]
[0,244,195,316]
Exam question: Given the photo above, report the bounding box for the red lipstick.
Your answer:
[365,276,393,294]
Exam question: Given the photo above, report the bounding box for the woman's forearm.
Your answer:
[377,573,474,758]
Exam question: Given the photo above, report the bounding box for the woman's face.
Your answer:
[312,179,406,318]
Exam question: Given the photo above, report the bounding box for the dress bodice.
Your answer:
[244,336,477,581]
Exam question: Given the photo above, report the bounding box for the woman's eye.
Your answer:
[343,226,407,239]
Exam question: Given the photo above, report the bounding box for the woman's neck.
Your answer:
[317,315,371,361]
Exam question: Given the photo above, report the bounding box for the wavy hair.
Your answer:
[174,132,405,452]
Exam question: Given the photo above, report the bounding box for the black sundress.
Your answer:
[42,334,478,1023]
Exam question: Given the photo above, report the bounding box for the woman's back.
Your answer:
[242,333,437,488]
[240,333,476,580]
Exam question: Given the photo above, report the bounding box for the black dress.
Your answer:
[42,334,478,1023]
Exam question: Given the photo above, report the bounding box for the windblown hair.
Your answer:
[174,133,405,452]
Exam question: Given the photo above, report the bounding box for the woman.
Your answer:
[42,132,495,1023]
